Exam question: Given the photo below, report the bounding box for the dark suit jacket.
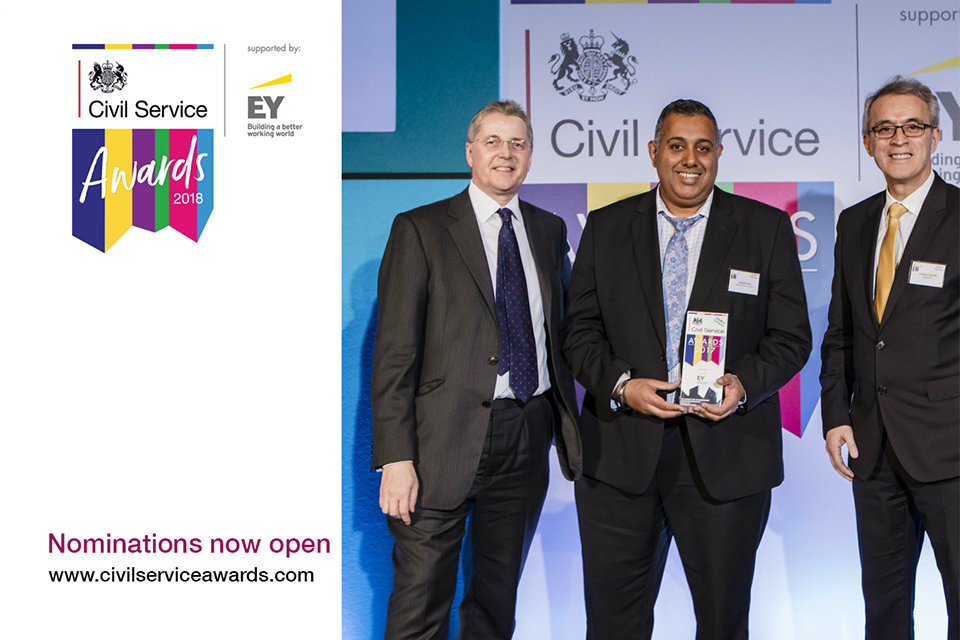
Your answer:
[820,174,959,482]
[371,188,582,510]
[564,187,811,502]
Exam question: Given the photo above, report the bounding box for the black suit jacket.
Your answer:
[371,188,582,510]
[820,174,959,482]
[564,187,811,502]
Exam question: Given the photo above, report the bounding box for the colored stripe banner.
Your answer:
[72,129,214,252]
[72,44,214,49]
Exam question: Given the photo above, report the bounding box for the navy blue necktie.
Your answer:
[495,208,538,402]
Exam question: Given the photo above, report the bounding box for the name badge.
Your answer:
[728,269,760,296]
[909,261,946,288]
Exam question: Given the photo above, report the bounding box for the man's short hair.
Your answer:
[654,99,719,146]
[862,75,940,136]
[467,100,533,148]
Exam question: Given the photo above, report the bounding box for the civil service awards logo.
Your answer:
[72,43,217,252]
[548,30,638,102]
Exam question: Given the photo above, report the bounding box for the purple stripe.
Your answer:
[132,129,156,231]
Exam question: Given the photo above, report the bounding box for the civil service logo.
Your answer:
[72,43,216,253]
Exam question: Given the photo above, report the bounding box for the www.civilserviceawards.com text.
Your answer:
[49,566,314,584]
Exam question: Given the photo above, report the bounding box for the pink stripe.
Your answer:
[733,182,798,214]
[779,374,802,438]
[169,129,199,241]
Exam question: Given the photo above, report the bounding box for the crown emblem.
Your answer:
[579,30,604,51]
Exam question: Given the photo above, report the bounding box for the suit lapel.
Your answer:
[880,177,949,326]
[631,194,667,351]
[859,194,884,323]
[519,201,553,319]
[688,187,736,312]
[447,190,497,319]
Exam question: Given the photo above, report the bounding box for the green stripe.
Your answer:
[154,129,170,230]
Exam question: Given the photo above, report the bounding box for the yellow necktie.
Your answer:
[874,202,908,321]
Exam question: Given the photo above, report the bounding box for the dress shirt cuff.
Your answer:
[377,460,413,473]
[611,372,630,411]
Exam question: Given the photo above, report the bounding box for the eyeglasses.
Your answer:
[472,135,529,153]
[869,122,933,139]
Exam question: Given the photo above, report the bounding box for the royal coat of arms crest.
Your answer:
[89,60,128,94]
[548,30,638,102]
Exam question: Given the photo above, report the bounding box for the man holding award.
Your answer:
[564,98,811,639]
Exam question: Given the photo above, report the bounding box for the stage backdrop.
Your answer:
[343,0,960,638]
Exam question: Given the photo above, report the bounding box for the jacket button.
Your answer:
[876,340,885,350]
[488,356,499,366]
[659,353,666,361]
[481,400,491,408]
[877,385,887,396]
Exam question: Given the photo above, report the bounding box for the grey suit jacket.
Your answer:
[371,188,582,510]
[820,173,959,482]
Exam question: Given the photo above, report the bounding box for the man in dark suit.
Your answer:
[820,76,958,640]
[564,99,811,639]
[371,100,581,639]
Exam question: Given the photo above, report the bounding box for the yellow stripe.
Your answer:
[910,56,960,75]
[104,129,133,251]
[587,182,651,212]
[249,74,293,90]
[105,44,133,49]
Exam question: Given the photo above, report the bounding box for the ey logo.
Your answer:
[248,74,291,119]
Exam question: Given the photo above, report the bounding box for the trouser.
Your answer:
[385,394,554,640]
[576,421,771,640]
[854,435,959,640]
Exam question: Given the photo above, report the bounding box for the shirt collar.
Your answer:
[469,182,522,227]
[884,170,935,217]
[655,186,714,222]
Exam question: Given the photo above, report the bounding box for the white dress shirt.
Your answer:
[656,188,714,385]
[612,188,715,406]
[469,182,551,400]
[871,170,936,297]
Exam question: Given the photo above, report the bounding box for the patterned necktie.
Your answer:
[495,208,538,402]
[662,215,702,376]
[874,202,908,321]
